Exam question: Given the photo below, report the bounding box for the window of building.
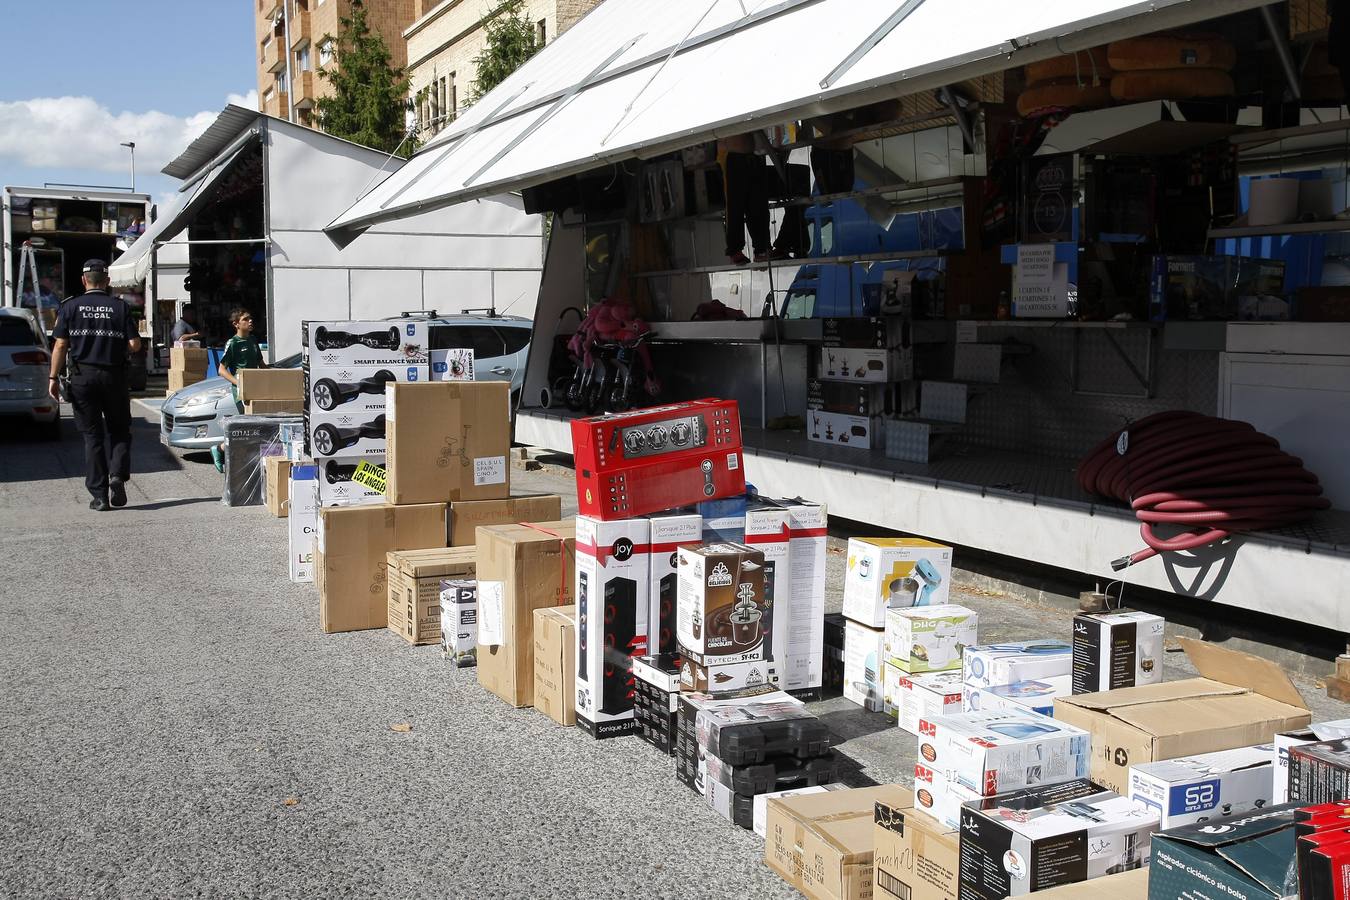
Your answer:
[439,77,448,125]
[296,45,310,72]
[450,72,457,120]
[537,19,546,45]
[318,39,333,66]
[264,87,275,102]
[276,70,288,94]
[430,83,440,131]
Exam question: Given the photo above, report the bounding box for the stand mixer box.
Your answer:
[884,605,978,674]
[1072,610,1165,694]
[843,538,953,627]
[677,543,770,666]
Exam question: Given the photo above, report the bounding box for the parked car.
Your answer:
[0,307,60,439]
[160,313,531,450]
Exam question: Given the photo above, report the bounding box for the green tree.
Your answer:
[469,0,542,103]
[315,0,414,156]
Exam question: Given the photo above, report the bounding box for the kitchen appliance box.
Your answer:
[914,766,983,830]
[844,620,886,712]
[915,709,1092,798]
[822,316,887,349]
[645,511,701,656]
[882,663,903,719]
[474,521,576,709]
[843,538,954,627]
[1275,719,1350,804]
[574,515,651,738]
[315,503,448,634]
[807,410,881,450]
[316,456,387,507]
[896,670,965,736]
[883,605,978,674]
[533,605,576,727]
[238,368,303,402]
[1288,737,1350,805]
[873,797,960,900]
[1071,610,1165,694]
[384,382,512,505]
[958,779,1159,899]
[964,676,1072,718]
[1127,744,1275,829]
[1054,639,1310,796]
[265,456,291,517]
[385,547,476,645]
[439,579,478,667]
[680,657,781,695]
[764,784,914,900]
[813,347,895,384]
[807,379,888,417]
[288,462,319,583]
[677,543,770,667]
[1147,803,1301,900]
[963,640,1074,690]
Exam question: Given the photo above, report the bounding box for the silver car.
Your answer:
[160,313,531,450]
[0,307,60,439]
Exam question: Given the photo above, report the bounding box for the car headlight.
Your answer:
[180,387,232,411]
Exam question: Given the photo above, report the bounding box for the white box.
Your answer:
[753,784,846,837]
[844,620,885,712]
[315,456,386,507]
[963,676,1072,718]
[843,537,954,627]
[1273,719,1350,804]
[806,410,880,449]
[913,765,983,830]
[815,346,891,383]
[287,461,318,583]
[884,604,978,674]
[778,499,827,693]
[1071,610,1165,694]
[646,511,702,657]
[677,543,769,666]
[430,348,474,381]
[745,503,792,674]
[882,662,904,719]
[304,319,429,368]
[1128,745,1275,829]
[575,515,651,738]
[915,709,1091,797]
[438,579,477,667]
[962,639,1074,689]
[679,657,780,694]
[897,670,965,736]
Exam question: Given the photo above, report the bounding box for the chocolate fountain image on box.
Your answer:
[677,543,769,666]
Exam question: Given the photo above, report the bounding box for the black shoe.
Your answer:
[110,481,127,508]
[90,498,110,512]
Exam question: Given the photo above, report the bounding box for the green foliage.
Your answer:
[470,0,542,103]
[315,0,414,156]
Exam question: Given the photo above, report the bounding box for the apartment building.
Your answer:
[406,0,601,138]
[255,0,418,127]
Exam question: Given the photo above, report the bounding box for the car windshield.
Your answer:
[0,318,37,346]
[274,352,302,368]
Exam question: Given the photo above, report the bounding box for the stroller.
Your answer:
[542,299,661,414]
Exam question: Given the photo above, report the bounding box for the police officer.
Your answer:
[48,259,142,511]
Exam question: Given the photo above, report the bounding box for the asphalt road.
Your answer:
[4,404,1349,899]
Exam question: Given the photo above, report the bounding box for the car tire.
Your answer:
[313,378,341,410]
[313,424,340,456]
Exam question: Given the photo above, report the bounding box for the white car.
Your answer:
[0,308,60,439]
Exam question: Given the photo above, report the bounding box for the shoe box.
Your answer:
[1128,744,1275,829]
[439,578,478,667]
[315,456,386,507]
[677,543,770,667]
[884,604,978,674]
[963,676,1072,719]
[646,511,702,656]
[679,657,781,695]
[575,515,650,739]
[843,538,954,627]
[843,620,885,712]
[963,640,1074,690]
[633,653,681,755]
[288,461,319,583]
[914,709,1091,802]
[1071,610,1165,694]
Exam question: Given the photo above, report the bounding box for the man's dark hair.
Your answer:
[229,308,252,326]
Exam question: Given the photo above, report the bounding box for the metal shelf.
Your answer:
[632,247,953,278]
[1207,218,1350,240]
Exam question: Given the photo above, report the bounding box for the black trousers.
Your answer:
[69,367,131,498]
[722,151,770,255]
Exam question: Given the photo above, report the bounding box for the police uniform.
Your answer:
[51,261,138,504]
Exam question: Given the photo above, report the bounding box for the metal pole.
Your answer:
[282,0,295,123]
[121,142,136,191]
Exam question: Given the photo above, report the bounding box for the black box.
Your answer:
[223,415,303,507]
[634,654,681,756]
[1289,738,1350,805]
[823,613,846,696]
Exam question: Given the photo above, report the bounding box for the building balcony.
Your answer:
[289,6,311,48]
[262,37,285,74]
[293,71,317,109]
[263,91,289,118]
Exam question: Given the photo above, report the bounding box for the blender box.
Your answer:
[963,640,1074,689]
[1071,610,1165,694]
[896,670,965,736]
[958,779,1158,898]
[676,543,769,666]
[679,657,780,695]
[882,662,904,719]
[844,538,953,627]
[575,515,651,739]
[884,604,978,674]
[963,676,1072,719]
[287,462,318,583]
[1128,744,1275,829]
[646,511,702,656]
[1148,804,1300,900]
[844,620,886,712]
[915,709,1091,798]
[1275,719,1350,804]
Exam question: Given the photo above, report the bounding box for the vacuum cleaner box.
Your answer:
[680,657,780,695]
[1147,804,1299,900]
[316,457,386,508]
[532,604,576,726]
[384,381,511,505]
[883,604,978,674]
[963,640,1074,690]
[843,538,953,627]
[1054,639,1310,796]
[677,543,769,666]
[958,779,1158,899]
[764,784,913,900]
[1071,609,1165,694]
[916,709,1091,798]
[439,579,477,667]
[574,515,650,738]
[896,670,965,736]
[843,620,885,712]
[1128,744,1275,829]
[646,511,701,656]
[874,798,960,900]
[288,462,319,583]
[385,546,476,645]
[963,676,1072,719]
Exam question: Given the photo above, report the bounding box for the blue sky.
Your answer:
[0,2,258,205]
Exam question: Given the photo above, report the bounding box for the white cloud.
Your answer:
[0,90,259,175]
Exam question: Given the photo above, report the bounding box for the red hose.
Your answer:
[1076,411,1329,570]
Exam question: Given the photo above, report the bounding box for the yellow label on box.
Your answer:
[352,459,387,493]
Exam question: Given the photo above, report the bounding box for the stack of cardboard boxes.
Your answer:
[239,368,304,414]
[168,343,208,395]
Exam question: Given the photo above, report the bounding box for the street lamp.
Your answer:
[120,141,136,191]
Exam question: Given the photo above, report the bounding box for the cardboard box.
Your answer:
[264,456,291,517]
[963,639,1074,689]
[1072,610,1165,694]
[745,503,792,672]
[315,503,448,633]
[679,657,781,695]
[474,521,576,708]
[316,456,386,507]
[778,499,828,693]
[873,800,960,900]
[169,346,208,373]
[883,604,978,674]
[533,605,576,726]
[1128,744,1275,829]
[958,779,1158,898]
[288,462,318,583]
[1032,869,1149,898]
[238,368,303,401]
[634,653,682,755]
[1275,719,1350,803]
[807,410,881,450]
[814,346,893,384]
[646,511,702,656]
[384,381,512,505]
[896,670,964,736]
[439,579,477,667]
[677,543,770,666]
[575,515,650,738]
[386,547,475,645]
[167,370,204,392]
[843,538,954,627]
[1289,738,1350,805]
[449,495,563,547]
[1148,803,1299,900]
[245,399,304,415]
[755,784,846,837]
[1054,639,1311,796]
[882,662,903,719]
[963,675,1072,718]
[764,785,913,900]
[844,620,885,711]
[916,709,1091,798]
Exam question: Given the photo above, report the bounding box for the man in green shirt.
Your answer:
[211,307,266,471]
